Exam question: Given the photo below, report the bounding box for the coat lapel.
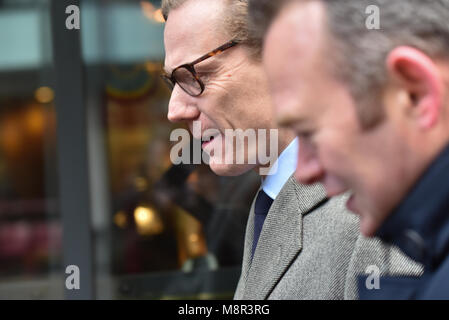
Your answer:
[234,193,257,298]
[241,177,327,299]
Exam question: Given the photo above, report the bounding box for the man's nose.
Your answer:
[167,86,200,123]
[294,138,324,185]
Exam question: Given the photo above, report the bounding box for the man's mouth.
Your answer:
[201,133,219,149]
[202,136,214,148]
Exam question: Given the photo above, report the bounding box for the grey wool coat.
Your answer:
[234,176,423,300]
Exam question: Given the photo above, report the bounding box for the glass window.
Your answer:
[81,0,259,299]
[0,0,63,299]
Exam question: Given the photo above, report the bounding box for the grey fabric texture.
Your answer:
[234,176,423,300]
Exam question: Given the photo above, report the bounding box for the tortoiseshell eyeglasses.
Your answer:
[162,40,239,97]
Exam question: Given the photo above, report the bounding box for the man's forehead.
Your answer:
[269,1,325,55]
[264,1,326,86]
[163,0,228,70]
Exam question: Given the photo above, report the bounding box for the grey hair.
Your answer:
[249,0,449,127]
[162,0,263,57]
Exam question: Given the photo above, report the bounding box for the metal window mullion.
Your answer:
[50,0,94,299]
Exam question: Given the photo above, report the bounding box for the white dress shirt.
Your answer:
[261,138,298,200]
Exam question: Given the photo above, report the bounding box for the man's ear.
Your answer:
[386,46,443,129]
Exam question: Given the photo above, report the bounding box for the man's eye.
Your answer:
[297,130,313,139]
[197,73,211,82]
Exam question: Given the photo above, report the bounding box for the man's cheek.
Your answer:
[321,151,355,186]
[322,171,349,195]
[318,147,342,173]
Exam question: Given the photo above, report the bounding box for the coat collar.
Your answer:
[239,176,328,299]
[376,143,449,271]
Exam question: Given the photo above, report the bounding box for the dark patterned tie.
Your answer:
[251,189,274,259]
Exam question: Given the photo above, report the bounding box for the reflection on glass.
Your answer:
[0,0,62,299]
[85,0,261,299]
[0,0,262,299]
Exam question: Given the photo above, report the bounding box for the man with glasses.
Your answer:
[162,40,239,97]
[161,0,421,299]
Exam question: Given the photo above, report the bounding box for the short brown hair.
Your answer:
[162,0,263,57]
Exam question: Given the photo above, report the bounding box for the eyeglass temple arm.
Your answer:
[188,40,239,66]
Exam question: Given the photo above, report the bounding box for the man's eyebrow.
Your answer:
[163,59,216,76]
[277,114,307,128]
[195,60,216,70]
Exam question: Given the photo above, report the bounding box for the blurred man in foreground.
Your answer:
[252,0,449,298]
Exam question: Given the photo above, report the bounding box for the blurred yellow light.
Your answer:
[134,206,164,236]
[135,206,154,223]
[34,87,54,104]
[153,9,165,23]
[189,233,199,243]
[114,211,128,228]
[141,1,155,19]
[25,106,45,136]
[140,2,165,23]
[141,1,154,10]
[1,117,22,156]
[144,61,160,73]
[134,177,148,192]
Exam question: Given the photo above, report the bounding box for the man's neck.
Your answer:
[256,130,296,177]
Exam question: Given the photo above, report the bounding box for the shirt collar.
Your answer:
[261,138,298,200]
[376,143,449,270]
